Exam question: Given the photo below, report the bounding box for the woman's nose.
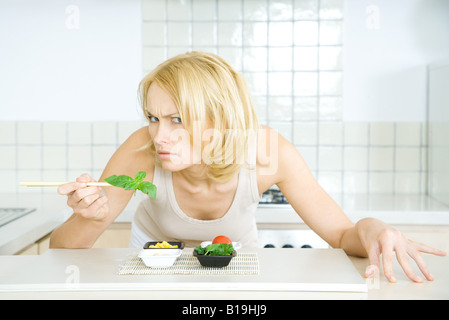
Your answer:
[153,124,170,145]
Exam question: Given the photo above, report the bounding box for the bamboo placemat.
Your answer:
[118,251,259,275]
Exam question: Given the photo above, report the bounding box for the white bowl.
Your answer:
[138,249,182,268]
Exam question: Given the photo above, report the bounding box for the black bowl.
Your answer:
[143,241,185,250]
[193,250,236,268]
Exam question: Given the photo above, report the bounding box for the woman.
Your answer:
[51,51,445,283]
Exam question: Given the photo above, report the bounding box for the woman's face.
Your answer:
[146,83,201,172]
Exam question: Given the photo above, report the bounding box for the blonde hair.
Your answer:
[138,51,259,183]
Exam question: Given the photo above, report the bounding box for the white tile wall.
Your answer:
[0,0,428,196]
[0,121,144,193]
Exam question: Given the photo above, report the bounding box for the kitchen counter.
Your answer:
[0,248,448,300]
[0,193,69,255]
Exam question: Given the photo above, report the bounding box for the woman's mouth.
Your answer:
[157,150,174,160]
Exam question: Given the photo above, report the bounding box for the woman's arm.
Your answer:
[50,127,154,249]
[258,126,446,282]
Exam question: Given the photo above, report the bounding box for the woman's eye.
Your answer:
[148,115,158,122]
[172,117,182,124]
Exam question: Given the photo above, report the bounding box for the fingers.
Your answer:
[58,174,109,221]
[57,173,93,195]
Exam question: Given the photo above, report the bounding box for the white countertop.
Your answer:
[1,248,448,300]
[1,192,449,255]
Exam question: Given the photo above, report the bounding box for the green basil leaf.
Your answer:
[104,174,133,188]
[134,171,146,183]
[138,181,157,200]
[105,172,157,200]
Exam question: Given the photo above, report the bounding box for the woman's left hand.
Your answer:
[356,218,447,283]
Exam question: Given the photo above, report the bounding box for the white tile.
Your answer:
[43,146,66,170]
[369,122,394,146]
[269,22,292,46]
[218,0,242,20]
[369,172,394,194]
[395,147,421,171]
[395,172,421,194]
[142,47,166,73]
[319,71,342,96]
[294,72,317,96]
[218,22,242,46]
[294,122,317,146]
[244,0,268,21]
[343,147,368,171]
[297,146,317,171]
[243,22,268,46]
[68,122,92,145]
[252,96,267,123]
[294,0,318,19]
[317,171,342,193]
[244,72,267,96]
[0,122,16,144]
[294,21,318,45]
[268,97,292,121]
[343,172,368,194]
[142,22,166,46]
[318,146,342,170]
[17,146,42,169]
[269,47,292,71]
[0,170,17,193]
[118,122,143,145]
[319,97,342,120]
[319,122,342,145]
[319,21,342,45]
[142,0,166,21]
[319,0,343,19]
[92,146,116,170]
[294,97,318,121]
[268,72,292,96]
[167,0,191,20]
[396,122,421,146]
[193,0,216,20]
[168,22,191,47]
[369,147,394,171]
[68,146,92,169]
[269,0,293,21]
[243,47,267,72]
[294,47,318,71]
[193,22,217,47]
[319,47,342,71]
[43,122,66,145]
[17,170,42,194]
[0,146,16,169]
[17,122,41,145]
[93,122,117,145]
[218,47,243,71]
[344,122,369,146]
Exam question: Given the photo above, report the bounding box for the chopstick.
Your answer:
[20,181,112,187]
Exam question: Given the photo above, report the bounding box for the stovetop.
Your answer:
[0,208,36,228]
[259,187,289,205]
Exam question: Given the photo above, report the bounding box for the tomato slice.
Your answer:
[212,235,232,245]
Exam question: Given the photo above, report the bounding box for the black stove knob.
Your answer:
[264,244,275,248]
[301,244,312,248]
[282,244,294,248]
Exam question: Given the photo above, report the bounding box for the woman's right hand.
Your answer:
[58,174,110,221]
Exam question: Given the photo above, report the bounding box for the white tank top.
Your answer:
[133,151,261,248]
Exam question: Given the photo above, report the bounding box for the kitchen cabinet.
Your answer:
[92,223,132,249]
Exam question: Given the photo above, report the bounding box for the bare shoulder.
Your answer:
[100,126,155,182]
[256,126,306,193]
